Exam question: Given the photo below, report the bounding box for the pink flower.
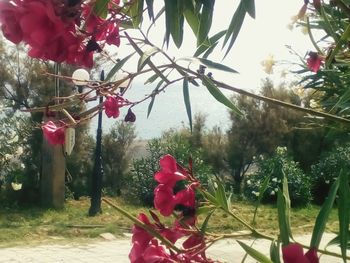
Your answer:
[307,52,322,72]
[142,242,172,263]
[154,184,176,216]
[0,1,23,44]
[42,121,65,145]
[154,155,187,188]
[282,243,319,263]
[104,96,125,118]
[175,185,196,208]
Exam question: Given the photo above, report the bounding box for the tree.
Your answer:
[226,79,314,193]
[102,121,136,196]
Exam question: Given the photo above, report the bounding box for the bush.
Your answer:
[310,145,350,204]
[126,130,213,206]
[243,147,312,207]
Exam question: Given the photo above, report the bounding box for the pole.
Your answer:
[89,70,104,216]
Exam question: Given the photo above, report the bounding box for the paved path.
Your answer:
[0,234,344,262]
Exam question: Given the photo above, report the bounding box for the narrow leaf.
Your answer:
[310,177,339,248]
[270,240,281,263]
[277,189,290,246]
[183,77,193,132]
[198,58,238,73]
[147,80,164,118]
[197,0,215,46]
[243,0,255,18]
[137,47,160,71]
[182,0,199,36]
[223,1,246,57]
[338,169,350,262]
[164,0,184,48]
[106,53,134,81]
[200,210,215,234]
[202,76,242,115]
[129,0,144,28]
[194,30,226,57]
[215,179,228,211]
[237,241,273,263]
[145,0,154,21]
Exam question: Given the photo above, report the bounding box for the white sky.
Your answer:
[94,0,315,139]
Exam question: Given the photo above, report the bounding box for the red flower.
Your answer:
[104,96,125,118]
[282,243,319,263]
[154,184,176,216]
[154,155,187,188]
[42,121,65,145]
[307,52,322,72]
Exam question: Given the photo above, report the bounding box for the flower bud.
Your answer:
[124,108,136,122]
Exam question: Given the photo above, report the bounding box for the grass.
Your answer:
[0,197,338,247]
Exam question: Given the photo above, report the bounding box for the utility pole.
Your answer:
[89,70,105,216]
[41,63,66,209]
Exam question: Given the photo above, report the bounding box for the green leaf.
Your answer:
[277,172,292,246]
[197,0,215,46]
[182,0,199,36]
[270,240,281,263]
[194,30,226,57]
[106,53,134,81]
[93,0,110,18]
[145,71,162,84]
[183,77,193,132]
[129,0,144,28]
[198,58,238,73]
[164,0,184,48]
[252,176,270,224]
[137,47,159,71]
[237,241,273,263]
[145,0,154,21]
[147,80,164,118]
[326,231,350,249]
[202,76,242,116]
[223,1,246,58]
[200,210,215,234]
[199,189,219,206]
[215,179,229,211]
[338,169,350,262]
[243,0,255,18]
[310,177,339,249]
[196,206,215,216]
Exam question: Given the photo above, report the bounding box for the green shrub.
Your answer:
[243,147,312,207]
[310,145,350,204]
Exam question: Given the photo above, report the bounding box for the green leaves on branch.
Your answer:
[202,76,242,116]
[338,169,350,262]
[106,53,134,81]
[164,0,184,48]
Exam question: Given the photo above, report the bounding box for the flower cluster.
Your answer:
[130,155,213,263]
[0,0,121,68]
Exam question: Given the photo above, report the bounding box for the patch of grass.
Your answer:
[0,198,338,247]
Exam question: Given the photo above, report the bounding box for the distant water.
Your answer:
[89,80,231,139]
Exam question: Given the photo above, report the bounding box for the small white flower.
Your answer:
[11,182,22,191]
[9,135,19,143]
[309,99,319,109]
[272,177,278,183]
[252,191,260,197]
[274,188,279,192]
[247,180,251,185]
[16,146,23,155]
[270,190,275,196]
[4,154,13,160]
[325,180,330,184]
[320,172,324,176]
[20,163,25,169]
